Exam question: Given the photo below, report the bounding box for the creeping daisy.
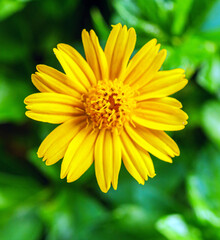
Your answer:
[24,24,188,193]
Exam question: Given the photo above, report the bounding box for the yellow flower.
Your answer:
[24,24,188,193]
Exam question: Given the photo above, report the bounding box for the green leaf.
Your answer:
[187,145,220,227]
[194,1,220,42]
[0,0,27,21]
[201,101,220,147]
[0,73,31,123]
[163,34,213,77]
[91,8,110,41]
[112,0,167,41]
[0,37,29,63]
[0,172,42,211]
[41,0,80,19]
[156,214,202,240]
[112,204,151,234]
[105,163,183,227]
[137,0,174,30]
[197,55,220,96]
[40,189,107,240]
[0,21,29,63]
[172,0,193,35]
[198,29,220,42]
[0,208,43,240]
[188,0,216,29]
[27,148,60,182]
[200,0,220,31]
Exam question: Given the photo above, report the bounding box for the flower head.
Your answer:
[24,24,188,193]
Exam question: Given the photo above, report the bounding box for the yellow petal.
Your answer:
[32,65,81,98]
[132,49,167,89]
[38,116,87,166]
[25,112,74,124]
[112,128,122,190]
[94,129,111,193]
[136,69,188,101]
[24,92,81,105]
[90,30,109,80]
[103,130,113,190]
[120,130,149,181]
[61,124,93,179]
[121,142,145,185]
[105,24,136,80]
[151,97,183,108]
[57,43,97,86]
[82,29,109,81]
[124,123,172,162]
[121,39,158,84]
[140,127,179,158]
[124,38,157,74]
[53,48,87,93]
[138,148,156,178]
[133,99,188,131]
[44,120,87,166]
[67,151,93,182]
[82,29,100,80]
[132,115,186,131]
[55,46,92,90]
[151,130,180,156]
[104,23,121,75]
[24,93,84,124]
[66,129,99,182]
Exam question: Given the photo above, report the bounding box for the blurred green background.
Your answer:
[0,0,220,239]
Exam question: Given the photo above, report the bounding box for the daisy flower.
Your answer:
[24,24,188,193]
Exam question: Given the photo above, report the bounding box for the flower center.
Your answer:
[83,80,136,129]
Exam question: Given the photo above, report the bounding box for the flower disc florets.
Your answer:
[83,79,136,129]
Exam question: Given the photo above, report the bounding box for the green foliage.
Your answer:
[0,0,27,21]
[0,72,31,123]
[198,56,220,95]
[0,210,43,240]
[202,101,220,147]
[156,214,202,240]
[187,145,220,227]
[0,0,220,239]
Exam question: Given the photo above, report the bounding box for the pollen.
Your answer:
[83,79,136,129]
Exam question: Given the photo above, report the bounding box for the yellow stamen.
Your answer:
[83,79,136,129]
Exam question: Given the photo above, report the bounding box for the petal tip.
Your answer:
[45,160,53,166]
[25,110,31,117]
[161,48,167,57]
[176,152,180,157]
[139,180,145,185]
[184,79,189,86]
[149,173,156,178]
[36,64,46,72]
[111,23,122,29]
[150,38,158,46]
[53,48,59,55]
[37,150,43,158]
[168,158,173,163]
[60,171,66,180]
[66,177,73,183]
[82,29,88,38]
[24,97,28,105]
[57,43,65,50]
[101,188,109,193]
